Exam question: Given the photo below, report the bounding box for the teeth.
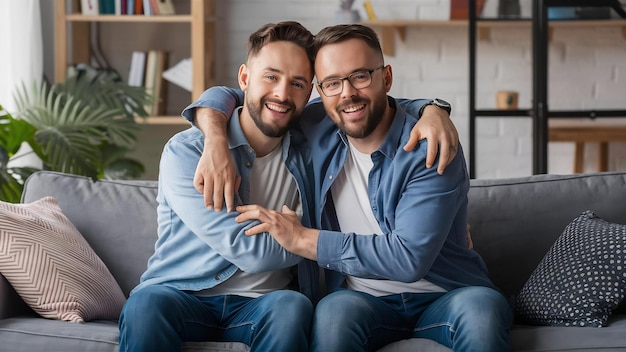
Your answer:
[267,103,287,113]
[343,104,365,113]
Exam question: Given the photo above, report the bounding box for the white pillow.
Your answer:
[0,197,126,323]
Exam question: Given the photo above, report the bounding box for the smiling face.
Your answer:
[239,40,313,139]
[314,38,392,141]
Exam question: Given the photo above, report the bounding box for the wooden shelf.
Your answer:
[65,14,194,22]
[361,19,626,56]
[55,0,215,102]
[136,116,189,125]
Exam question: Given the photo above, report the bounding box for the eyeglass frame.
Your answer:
[316,65,385,97]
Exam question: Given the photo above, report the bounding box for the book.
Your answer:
[143,50,169,115]
[128,51,146,87]
[143,51,158,114]
[81,0,100,15]
[450,0,486,19]
[142,0,153,15]
[156,0,175,15]
[149,0,160,15]
[99,0,115,14]
[152,51,169,115]
[134,0,143,15]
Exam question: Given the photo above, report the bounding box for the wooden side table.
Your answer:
[549,119,626,173]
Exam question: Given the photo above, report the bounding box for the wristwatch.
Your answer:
[421,98,452,115]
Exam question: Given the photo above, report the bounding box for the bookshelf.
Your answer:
[467,0,626,177]
[361,19,626,56]
[54,0,215,125]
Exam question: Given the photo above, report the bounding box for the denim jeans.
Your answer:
[312,286,513,352]
[118,285,313,352]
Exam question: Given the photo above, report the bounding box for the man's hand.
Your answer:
[404,105,459,175]
[195,140,240,212]
[194,107,240,211]
[235,205,318,260]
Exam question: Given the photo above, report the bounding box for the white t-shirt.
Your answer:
[331,142,446,296]
[199,145,301,298]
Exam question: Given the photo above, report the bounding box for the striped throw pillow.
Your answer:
[0,197,126,323]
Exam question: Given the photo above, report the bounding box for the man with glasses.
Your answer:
[192,23,513,351]
[235,24,512,351]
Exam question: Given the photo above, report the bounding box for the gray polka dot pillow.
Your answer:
[514,210,626,327]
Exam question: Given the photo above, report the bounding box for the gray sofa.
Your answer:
[1,170,626,351]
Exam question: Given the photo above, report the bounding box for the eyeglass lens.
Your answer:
[320,67,381,97]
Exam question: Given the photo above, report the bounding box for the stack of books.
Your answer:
[128,50,169,116]
[80,0,175,15]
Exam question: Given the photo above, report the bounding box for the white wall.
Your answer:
[211,0,626,179]
[45,0,626,179]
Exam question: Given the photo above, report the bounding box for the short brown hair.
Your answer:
[247,21,315,72]
[313,24,383,61]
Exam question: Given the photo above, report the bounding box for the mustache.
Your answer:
[336,97,368,112]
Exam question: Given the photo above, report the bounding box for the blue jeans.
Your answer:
[312,286,513,352]
[118,285,313,352]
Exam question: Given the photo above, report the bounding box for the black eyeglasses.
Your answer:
[317,66,384,97]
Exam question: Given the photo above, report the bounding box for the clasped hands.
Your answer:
[235,205,318,260]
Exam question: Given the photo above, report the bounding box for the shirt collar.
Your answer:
[227,107,293,160]
[226,107,249,150]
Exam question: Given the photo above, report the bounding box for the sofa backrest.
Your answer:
[18,170,626,303]
[21,171,159,297]
[468,172,626,300]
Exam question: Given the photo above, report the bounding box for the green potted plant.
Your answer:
[0,65,152,203]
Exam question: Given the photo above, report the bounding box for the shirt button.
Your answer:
[326,264,330,268]
[328,175,333,180]
[215,275,221,280]
[245,161,251,167]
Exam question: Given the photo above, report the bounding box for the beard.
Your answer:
[334,94,387,139]
[246,96,300,138]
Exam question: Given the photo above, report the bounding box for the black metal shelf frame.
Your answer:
[468,0,626,178]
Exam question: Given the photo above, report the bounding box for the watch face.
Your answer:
[434,98,451,108]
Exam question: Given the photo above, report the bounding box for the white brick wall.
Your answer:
[214,0,626,179]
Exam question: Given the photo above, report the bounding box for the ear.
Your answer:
[238,64,248,91]
[382,65,393,93]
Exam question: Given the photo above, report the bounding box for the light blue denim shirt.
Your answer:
[181,87,496,297]
[132,108,314,296]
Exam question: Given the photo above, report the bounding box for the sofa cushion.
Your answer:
[510,315,626,351]
[514,210,626,327]
[20,171,160,296]
[468,172,626,301]
[0,197,126,323]
[0,316,251,352]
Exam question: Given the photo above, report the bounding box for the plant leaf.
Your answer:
[0,167,38,203]
[0,105,36,156]
[8,66,147,184]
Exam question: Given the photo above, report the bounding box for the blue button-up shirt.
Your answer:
[132,108,314,296]
[305,98,495,292]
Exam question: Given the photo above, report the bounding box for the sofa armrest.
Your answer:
[0,274,32,319]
